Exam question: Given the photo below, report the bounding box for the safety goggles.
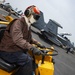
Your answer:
[33,14,40,20]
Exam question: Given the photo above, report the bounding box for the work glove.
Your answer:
[30,46,44,55]
[41,50,49,53]
[37,43,45,48]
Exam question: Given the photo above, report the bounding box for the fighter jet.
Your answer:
[33,11,63,46]
[57,33,74,48]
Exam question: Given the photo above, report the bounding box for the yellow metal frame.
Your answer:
[4,15,14,22]
[0,21,9,25]
[38,61,54,75]
[28,45,54,75]
[0,15,13,25]
[0,69,12,75]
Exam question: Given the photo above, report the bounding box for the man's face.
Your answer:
[33,13,40,20]
[29,15,37,24]
[29,14,40,24]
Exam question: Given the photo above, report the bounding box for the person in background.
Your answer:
[66,47,71,54]
[0,5,45,75]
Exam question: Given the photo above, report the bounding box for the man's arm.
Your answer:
[10,19,32,50]
[31,38,39,44]
[31,38,45,48]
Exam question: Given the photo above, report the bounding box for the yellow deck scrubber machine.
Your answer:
[0,45,58,75]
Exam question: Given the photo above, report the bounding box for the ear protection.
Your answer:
[24,5,40,17]
[24,9,31,17]
[24,5,34,17]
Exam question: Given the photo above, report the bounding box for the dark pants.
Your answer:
[0,51,33,75]
[66,48,70,54]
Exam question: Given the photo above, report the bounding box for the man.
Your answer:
[66,47,71,54]
[0,5,45,75]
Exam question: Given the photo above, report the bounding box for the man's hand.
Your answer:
[30,47,44,55]
[37,44,45,48]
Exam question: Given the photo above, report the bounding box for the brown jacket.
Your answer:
[0,17,37,52]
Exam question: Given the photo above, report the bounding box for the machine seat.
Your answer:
[0,58,17,72]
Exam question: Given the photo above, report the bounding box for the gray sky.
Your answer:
[5,0,75,45]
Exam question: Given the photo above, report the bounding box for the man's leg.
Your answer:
[66,50,70,54]
[66,50,68,53]
[14,52,33,75]
[0,51,33,75]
